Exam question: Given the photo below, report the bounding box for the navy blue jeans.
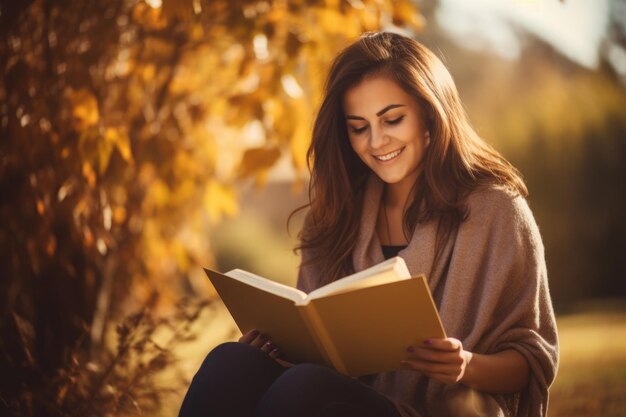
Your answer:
[178,342,402,417]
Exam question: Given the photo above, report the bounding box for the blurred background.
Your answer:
[1,0,625,416]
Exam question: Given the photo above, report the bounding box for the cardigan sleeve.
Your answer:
[441,186,559,417]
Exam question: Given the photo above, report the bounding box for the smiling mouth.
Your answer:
[374,147,405,162]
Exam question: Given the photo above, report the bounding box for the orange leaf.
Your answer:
[203,180,239,224]
[82,162,97,187]
[68,88,99,132]
[237,147,281,179]
[392,1,424,31]
[36,199,45,215]
[162,0,194,21]
[98,132,114,174]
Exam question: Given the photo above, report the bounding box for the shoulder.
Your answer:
[466,184,531,223]
[463,184,542,246]
[466,183,522,210]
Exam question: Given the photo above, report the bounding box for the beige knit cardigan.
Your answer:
[296,175,559,417]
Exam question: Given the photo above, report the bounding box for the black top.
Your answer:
[381,245,407,260]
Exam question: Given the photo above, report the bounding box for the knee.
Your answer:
[207,341,254,360]
[278,363,333,387]
[260,363,334,399]
[253,363,341,417]
[196,342,259,373]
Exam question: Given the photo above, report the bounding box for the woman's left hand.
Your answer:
[401,337,473,385]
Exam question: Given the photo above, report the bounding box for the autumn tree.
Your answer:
[0,0,422,414]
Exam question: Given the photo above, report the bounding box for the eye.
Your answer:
[385,115,405,126]
[350,125,368,135]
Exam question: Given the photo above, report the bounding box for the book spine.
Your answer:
[299,303,348,375]
[296,306,331,365]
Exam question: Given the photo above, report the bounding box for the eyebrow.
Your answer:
[345,104,406,120]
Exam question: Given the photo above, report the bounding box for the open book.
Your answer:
[204,257,446,377]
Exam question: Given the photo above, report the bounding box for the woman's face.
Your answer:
[342,76,430,192]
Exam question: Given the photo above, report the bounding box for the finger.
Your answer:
[400,359,461,376]
[249,333,269,349]
[260,340,274,353]
[419,337,462,352]
[238,329,260,344]
[268,348,280,359]
[406,346,463,365]
[275,358,294,368]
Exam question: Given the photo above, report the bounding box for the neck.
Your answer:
[378,171,421,246]
[384,160,423,207]
[384,175,418,209]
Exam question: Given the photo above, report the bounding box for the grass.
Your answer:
[548,307,626,417]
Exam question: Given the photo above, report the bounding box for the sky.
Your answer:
[435,0,612,68]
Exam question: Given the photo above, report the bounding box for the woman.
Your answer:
[179,31,558,417]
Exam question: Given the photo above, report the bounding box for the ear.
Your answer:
[424,130,431,147]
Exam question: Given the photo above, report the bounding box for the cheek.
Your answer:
[399,120,424,142]
[410,138,428,163]
[404,123,427,149]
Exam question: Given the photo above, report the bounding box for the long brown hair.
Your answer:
[292,31,527,285]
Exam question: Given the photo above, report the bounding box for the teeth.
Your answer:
[375,148,403,161]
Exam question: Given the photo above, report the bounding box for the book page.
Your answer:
[226,269,307,304]
[310,276,446,376]
[305,256,411,301]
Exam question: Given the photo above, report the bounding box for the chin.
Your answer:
[376,173,404,184]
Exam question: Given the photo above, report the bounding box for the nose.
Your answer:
[369,125,389,150]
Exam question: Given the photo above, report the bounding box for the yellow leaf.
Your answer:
[316,8,349,35]
[190,23,204,41]
[359,5,380,32]
[113,206,127,224]
[174,151,199,178]
[98,132,114,174]
[290,123,310,171]
[203,180,239,224]
[172,240,189,271]
[68,88,99,132]
[100,127,132,165]
[106,127,133,162]
[173,179,196,204]
[144,179,170,210]
[219,186,239,218]
[116,136,132,161]
[266,2,287,24]
[142,64,156,81]
[78,127,100,169]
[392,1,424,31]
[132,2,168,30]
[82,162,96,187]
[237,147,281,179]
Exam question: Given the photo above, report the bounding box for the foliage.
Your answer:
[4,295,210,416]
[0,0,423,414]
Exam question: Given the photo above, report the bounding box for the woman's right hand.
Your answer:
[238,329,281,359]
